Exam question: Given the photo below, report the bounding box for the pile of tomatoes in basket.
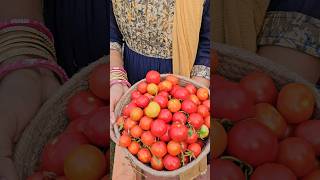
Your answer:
[212,70,320,180]
[117,70,210,171]
[27,63,108,180]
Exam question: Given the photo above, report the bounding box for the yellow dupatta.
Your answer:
[172,0,205,77]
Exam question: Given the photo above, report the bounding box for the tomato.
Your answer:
[139,116,153,131]
[204,116,210,128]
[144,101,161,118]
[180,141,188,152]
[188,143,201,157]
[130,125,143,138]
[168,99,181,113]
[254,103,287,138]
[196,88,209,101]
[88,64,108,100]
[240,72,278,104]
[197,105,209,118]
[141,131,156,146]
[250,163,296,180]
[188,113,204,129]
[66,90,105,120]
[151,141,167,158]
[277,137,317,177]
[158,109,172,123]
[163,155,181,171]
[147,83,159,95]
[146,70,161,84]
[151,156,164,170]
[158,91,169,98]
[167,141,182,156]
[26,172,46,180]
[122,102,137,117]
[295,120,320,156]
[174,87,190,100]
[185,83,197,94]
[166,75,179,86]
[212,75,232,91]
[186,128,198,144]
[124,118,137,130]
[154,95,168,108]
[211,159,245,180]
[130,107,143,121]
[213,82,254,122]
[199,124,209,139]
[128,141,140,155]
[136,95,150,108]
[159,80,173,92]
[202,100,210,109]
[212,121,227,158]
[131,90,142,100]
[196,140,204,148]
[137,148,152,163]
[40,132,89,175]
[151,119,167,137]
[64,145,106,180]
[83,107,108,147]
[119,134,131,147]
[283,124,296,139]
[170,85,181,96]
[169,123,188,142]
[181,99,197,114]
[228,120,278,167]
[302,169,320,180]
[65,115,88,133]
[277,83,315,124]
[160,124,171,142]
[137,82,148,94]
[188,94,201,106]
[144,93,154,100]
[172,112,187,124]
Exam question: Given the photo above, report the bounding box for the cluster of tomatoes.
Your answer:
[212,70,320,180]
[27,64,108,180]
[117,70,210,171]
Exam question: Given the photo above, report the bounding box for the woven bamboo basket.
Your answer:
[113,74,210,178]
[213,42,320,119]
[13,56,107,179]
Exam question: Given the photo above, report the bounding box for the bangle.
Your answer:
[110,79,131,87]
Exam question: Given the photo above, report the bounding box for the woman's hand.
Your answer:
[192,76,210,88]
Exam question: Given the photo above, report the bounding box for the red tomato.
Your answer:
[228,120,278,167]
[163,155,181,171]
[151,156,164,171]
[150,119,167,137]
[250,163,296,180]
[212,121,227,158]
[181,99,197,114]
[160,124,171,142]
[212,75,232,91]
[158,91,169,98]
[131,90,142,100]
[83,107,108,147]
[188,113,204,129]
[130,125,143,138]
[40,132,89,175]
[119,134,131,147]
[64,145,106,180]
[188,94,201,106]
[141,131,156,146]
[154,95,168,108]
[138,148,152,163]
[130,107,143,121]
[139,116,153,131]
[185,83,197,94]
[124,118,137,130]
[88,64,108,100]
[295,120,320,156]
[158,109,173,123]
[302,169,320,180]
[128,141,140,155]
[167,141,182,156]
[202,99,210,109]
[136,95,150,108]
[168,99,181,113]
[169,123,188,142]
[196,140,205,149]
[151,141,167,158]
[196,88,209,101]
[159,80,173,92]
[213,82,254,122]
[122,102,137,117]
[170,85,181,96]
[66,90,105,120]
[240,72,278,104]
[180,141,188,152]
[186,128,198,144]
[172,112,187,124]
[254,103,287,139]
[137,82,148,94]
[65,115,88,133]
[174,87,190,100]
[166,75,179,86]
[277,83,315,124]
[188,143,201,157]
[144,93,154,100]
[197,105,209,118]
[277,137,317,177]
[211,159,245,180]
[146,70,161,84]
[204,116,210,128]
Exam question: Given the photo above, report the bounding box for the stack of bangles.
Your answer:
[0,19,68,82]
[110,66,131,87]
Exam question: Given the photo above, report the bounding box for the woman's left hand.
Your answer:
[192,76,210,88]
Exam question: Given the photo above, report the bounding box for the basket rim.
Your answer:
[113,74,210,177]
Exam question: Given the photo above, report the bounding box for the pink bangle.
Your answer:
[110,79,131,87]
[0,19,54,42]
[111,66,126,73]
[0,58,69,83]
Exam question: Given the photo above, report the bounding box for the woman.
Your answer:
[109,0,210,179]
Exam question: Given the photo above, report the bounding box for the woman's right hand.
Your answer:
[110,83,128,142]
